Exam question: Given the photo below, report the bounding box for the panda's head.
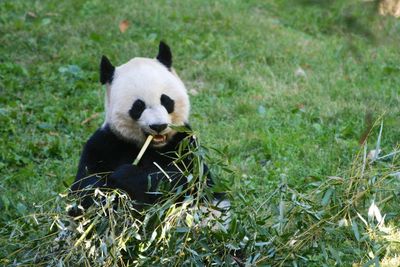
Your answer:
[100,42,190,148]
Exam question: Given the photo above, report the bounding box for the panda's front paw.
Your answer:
[107,164,149,202]
[112,164,141,180]
[107,164,140,188]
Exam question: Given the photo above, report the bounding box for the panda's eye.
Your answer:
[129,99,146,120]
[160,94,174,114]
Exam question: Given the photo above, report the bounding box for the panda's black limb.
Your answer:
[71,124,215,211]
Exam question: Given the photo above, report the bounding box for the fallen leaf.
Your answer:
[368,201,384,225]
[358,111,373,145]
[295,67,306,78]
[81,113,100,125]
[26,11,37,19]
[367,149,381,160]
[379,0,400,17]
[189,89,198,96]
[119,20,129,33]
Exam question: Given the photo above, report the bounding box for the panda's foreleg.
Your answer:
[68,174,108,216]
[107,164,160,204]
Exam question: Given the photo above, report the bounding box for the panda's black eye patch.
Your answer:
[160,94,174,114]
[129,99,146,120]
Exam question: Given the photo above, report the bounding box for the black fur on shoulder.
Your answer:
[100,55,115,84]
[156,41,172,70]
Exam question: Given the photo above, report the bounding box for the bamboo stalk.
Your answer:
[133,135,153,165]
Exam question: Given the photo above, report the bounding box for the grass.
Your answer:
[1,0,399,265]
[1,126,399,266]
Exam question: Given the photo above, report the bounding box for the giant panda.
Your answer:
[70,42,226,214]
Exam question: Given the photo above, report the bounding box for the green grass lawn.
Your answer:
[1,0,399,265]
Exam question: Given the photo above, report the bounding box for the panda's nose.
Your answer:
[149,124,168,133]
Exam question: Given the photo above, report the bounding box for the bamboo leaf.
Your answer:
[351,220,360,241]
[321,187,334,206]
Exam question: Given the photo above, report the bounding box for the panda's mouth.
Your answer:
[151,134,167,145]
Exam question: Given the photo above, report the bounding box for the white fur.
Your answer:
[103,57,190,145]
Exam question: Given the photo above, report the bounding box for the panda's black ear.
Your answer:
[100,55,115,85]
[156,41,172,69]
